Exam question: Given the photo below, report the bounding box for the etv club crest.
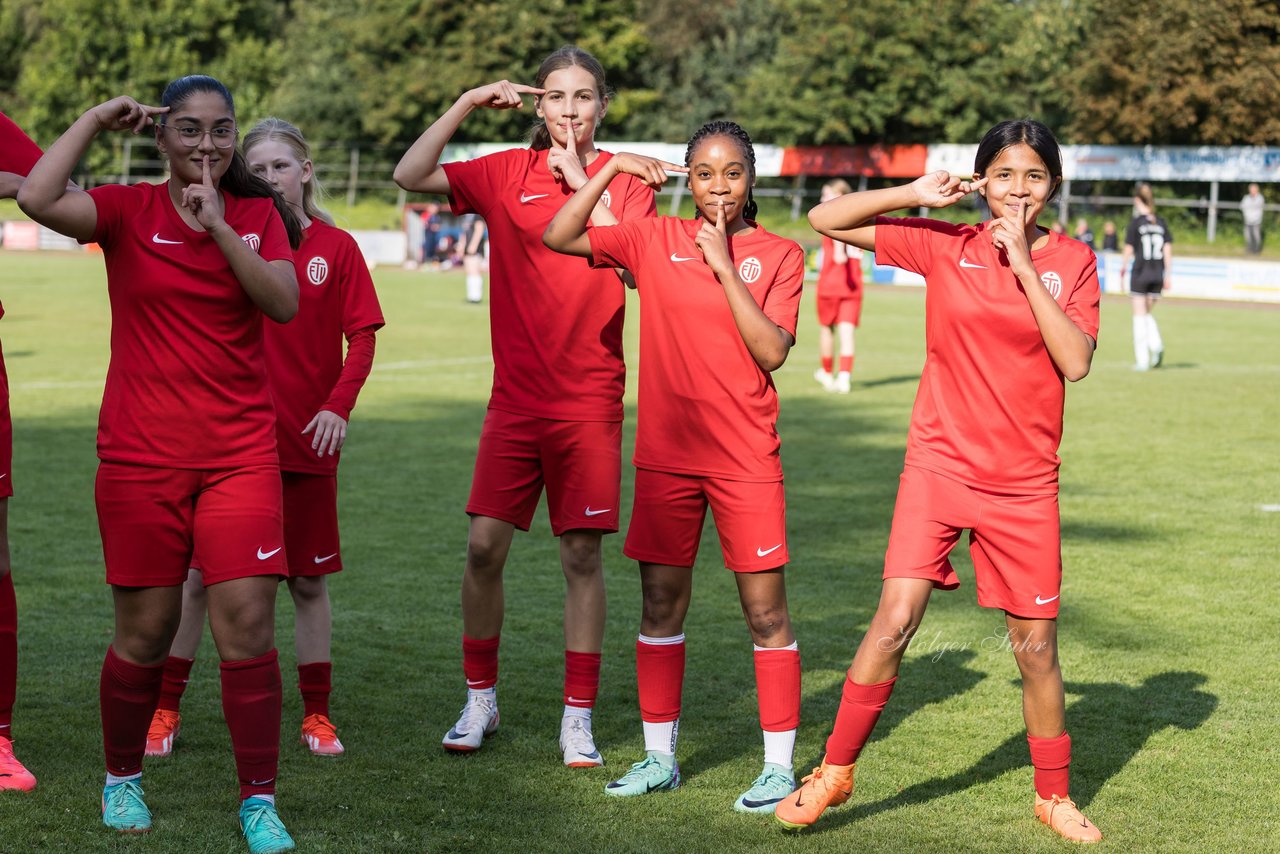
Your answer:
[241,233,261,253]
[307,256,329,286]
[1040,271,1063,299]
[738,256,762,283]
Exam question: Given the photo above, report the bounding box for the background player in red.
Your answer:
[17,77,302,852]
[544,120,806,813]
[393,46,656,768]
[0,111,45,792]
[145,117,385,761]
[774,120,1103,844]
[1122,183,1173,371]
[812,179,865,394]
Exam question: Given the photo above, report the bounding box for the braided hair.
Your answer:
[684,120,758,221]
[157,75,303,249]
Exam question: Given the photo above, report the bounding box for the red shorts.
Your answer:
[0,349,11,499]
[624,468,788,572]
[467,408,621,535]
[816,295,862,327]
[883,466,1062,618]
[96,462,286,587]
[282,472,341,577]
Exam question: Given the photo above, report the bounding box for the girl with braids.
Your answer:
[18,77,301,852]
[773,120,1101,844]
[1122,183,1172,371]
[545,120,806,813]
[145,118,384,761]
[394,46,656,768]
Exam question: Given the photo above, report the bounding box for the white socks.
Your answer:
[1132,315,1150,369]
[105,771,141,787]
[465,274,483,303]
[643,719,679,756]
[1145,314,1163,355]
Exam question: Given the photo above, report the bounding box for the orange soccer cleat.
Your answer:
[144,709,181,758]
[1035,794,1103,843]
[301,713,345,757]
[0,736,36,791]
[773,758,854,830]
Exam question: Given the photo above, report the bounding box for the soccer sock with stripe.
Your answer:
[298,661,332,719]
[824,673,897,766]
[221,648,282,800]
[1028,730,1072,799]
[636,633,684,756]
[820,356,834,374]
[564,650,601,717]
[156,655,194,713]
[462,634,500,692]
[754,642,800,770]
[100,646,164,777]
[0,572,15,740]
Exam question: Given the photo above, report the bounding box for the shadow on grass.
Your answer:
[815,670,1217,829]
[858,373,922,389]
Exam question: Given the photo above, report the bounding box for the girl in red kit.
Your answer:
[545,121,805,814]
[18,77,300,852]
[394,46,656,768]
[0,112,45,792]
[773,120,1102,844]
[813,179,864,394]
[146,118,384,761]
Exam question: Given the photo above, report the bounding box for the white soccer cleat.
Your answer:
[559,715,604,768]
[834,372,851,394]
[441,692,499,752]
[813,368,835,391]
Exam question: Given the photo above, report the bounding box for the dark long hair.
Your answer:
[973,119,1064,201]
[684,120,758,221]
[157,75,303,248]
[528,46,611,151]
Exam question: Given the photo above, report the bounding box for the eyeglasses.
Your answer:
[162,124,238,149]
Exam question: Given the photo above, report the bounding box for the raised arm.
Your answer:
[19,97,167,241]
[393,81,543,196]
[808,170,988,251]
[698,206,793,372]
[543,153,680,258]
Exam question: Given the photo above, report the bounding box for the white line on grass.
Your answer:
[1260,504,1280,512]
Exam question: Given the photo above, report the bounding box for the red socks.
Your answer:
[821,356,834,373]
[1028,731,1072,799]
[297,661,332,718]
[220,649,282,800]
[100,647,164,776]
[753,646,801,731]
[636,636,684,722]
[462,634,500,690]
[157,655,194,713]
[564,651,601,709]
[825,674,897,765]
[0,573,15,737]
[839,355,854,374]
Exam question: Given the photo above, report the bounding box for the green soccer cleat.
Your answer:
[239,796,296,853]
[102,779,151,833]
[733,763,797,813]
[603,751,680,797]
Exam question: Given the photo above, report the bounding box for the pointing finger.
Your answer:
[202,155,212,187]
[564,122,577,155]
[715,204,725,232]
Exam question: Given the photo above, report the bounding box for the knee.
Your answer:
[641,587,682,627]
[289,577,326,606]
[743,602,791,644]
[1012,635,1059,680]
[115,614,181,664]
[561,535,602,580]
[466,533,507,577]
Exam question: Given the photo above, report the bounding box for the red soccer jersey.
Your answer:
[443,148,656,422]
[816,235,863,299]
[87,181,293,468]
[265,220,385,475]
[0,112,42,178]
[874,217,1101,493]
[589,217,805,482]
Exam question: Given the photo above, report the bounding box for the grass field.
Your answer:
[0,251,1276,852]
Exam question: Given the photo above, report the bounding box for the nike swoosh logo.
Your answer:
[670,253,699,263]
[1035,594,1060,605]
[151,232,183,245]
[249,778,275,787]
[756,544,783,557]
[584,507,612,516]
[959,257,987,269]
[520,193,549,203]
[0,474,7,479]
[313,553,338,564]
[257,547,283,560]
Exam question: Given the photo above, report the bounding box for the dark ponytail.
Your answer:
[527,46,611,151]
[158,75,303,249]
[684,120,758,221]
[973,119,1063,202]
